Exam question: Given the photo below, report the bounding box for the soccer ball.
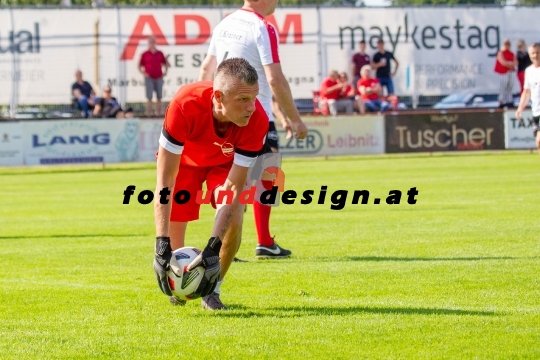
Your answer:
[167,247,204,300]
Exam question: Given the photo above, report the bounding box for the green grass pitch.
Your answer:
[1,152,539,359]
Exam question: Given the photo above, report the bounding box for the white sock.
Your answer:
[214,279,224,295]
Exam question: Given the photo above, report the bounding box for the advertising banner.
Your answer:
[138,118,162,162]
[22,119,139,165]
[504,110,537,149]
[385,111,505,153]
[319,7,539,96]
[4,7,540,104]
[278,115,385,156]
[98,8,319,102]
[0,9,98,105]
[0,122,24,166]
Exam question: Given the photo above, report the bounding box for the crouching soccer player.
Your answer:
[153,58,268,310]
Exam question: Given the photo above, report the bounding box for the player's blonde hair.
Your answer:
[214,58,259,94]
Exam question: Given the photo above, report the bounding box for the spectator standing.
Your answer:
[495,39,517,108]
[372,39,399,96]
[517,40,532,96]
[71,70,95,118]
[357,65,389,113]
[351,40,370,88]
[516,43,540,155]
[320,70,353,116]
[139,36,168,117]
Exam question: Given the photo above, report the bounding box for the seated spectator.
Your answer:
[320,70,353,116]
[339,72,365,114]
[357,65,389,113]
[93,86,125,118]
[72,70,95,118]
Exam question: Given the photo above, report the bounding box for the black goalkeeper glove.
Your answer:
[187,236,222,298]
[153,236,173,296]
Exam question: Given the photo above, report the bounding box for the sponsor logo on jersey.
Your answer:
[213,141,234,157]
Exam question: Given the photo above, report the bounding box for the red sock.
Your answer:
[253,201,274,247]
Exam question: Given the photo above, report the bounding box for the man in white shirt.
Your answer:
[516,43,540,155]
[199,0,308,260]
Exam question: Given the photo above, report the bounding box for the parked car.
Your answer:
[433,93,495,109]
[432,93,521,110]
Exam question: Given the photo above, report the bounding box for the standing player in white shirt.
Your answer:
[199,0,308,259]
[516,43,540,155]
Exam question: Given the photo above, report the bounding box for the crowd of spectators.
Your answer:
[70,36,164,119]
[494,39,533,108]
[71,72,132,119]
[318,38,399,116]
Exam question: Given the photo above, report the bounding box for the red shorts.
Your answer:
[170,162,232,222]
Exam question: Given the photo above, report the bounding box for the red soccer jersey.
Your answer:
[357,78,380,101]
[160,81,268,168]
[139,50,167,79]
[320,77,340,100]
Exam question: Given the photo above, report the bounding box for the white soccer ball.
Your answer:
[167,247,204,301]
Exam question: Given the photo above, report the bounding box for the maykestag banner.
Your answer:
[385,112,505,153]
[22,119,139,165]
[278,115,385,156]
[0,122,24,166]
[3,7,540,105]
[322,7,540,97]
[504,110,537,149]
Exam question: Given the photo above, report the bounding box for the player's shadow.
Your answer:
[201,305,499,318]
[345,256,520,262]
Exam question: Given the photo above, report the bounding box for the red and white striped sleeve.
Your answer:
[256,21,280,65]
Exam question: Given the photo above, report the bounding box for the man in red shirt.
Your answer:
[139,36,168,117]
[153,58,268,310]
[494,39,517,108]
[320,70,353,116]
[357,65,389,113]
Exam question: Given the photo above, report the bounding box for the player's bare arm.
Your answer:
[271,97,293,141]
[211,164,249,239]
[516,88,531,120]
[154,146,180,237]
[264,63,308,140]
[199,54,218,81]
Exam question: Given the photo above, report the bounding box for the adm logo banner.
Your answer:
[22,119,139,165]
[385,112,505,153]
